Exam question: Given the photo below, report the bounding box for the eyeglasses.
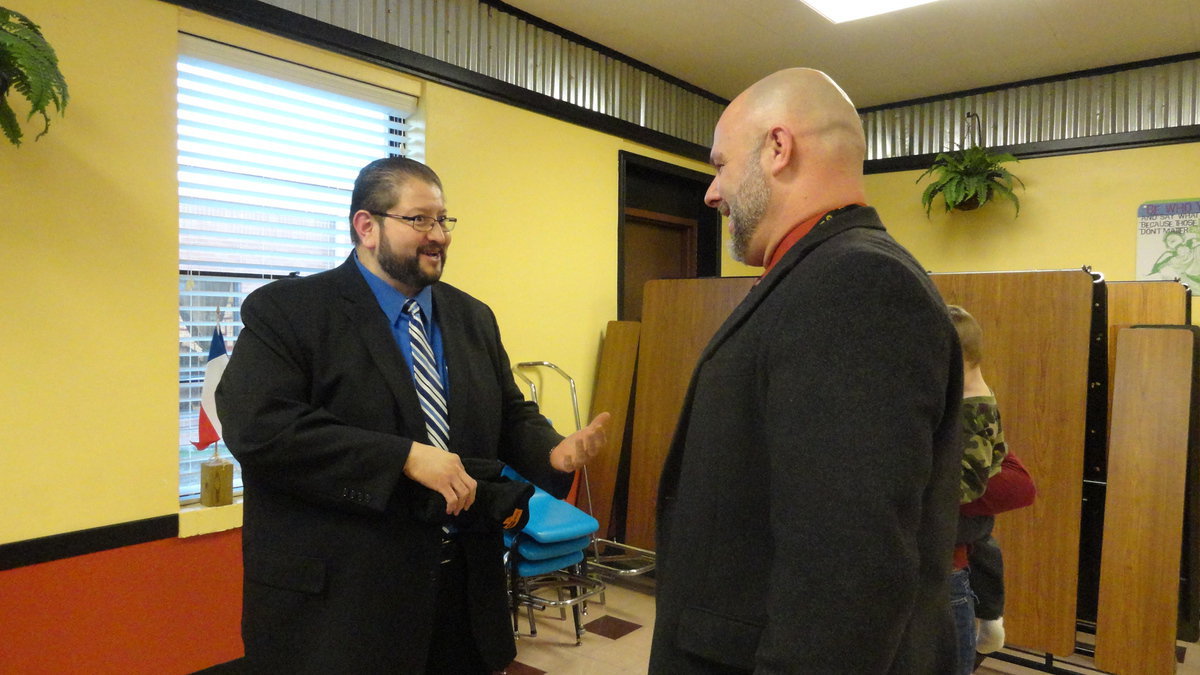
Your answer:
[370,212,458,232]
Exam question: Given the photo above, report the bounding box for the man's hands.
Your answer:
[404,442,477,515]
[550,412,610,472]
[403,411,610,513]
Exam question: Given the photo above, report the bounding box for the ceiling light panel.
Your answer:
[801,0,942,23]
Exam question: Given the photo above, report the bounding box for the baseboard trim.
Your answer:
[0,515,179,571]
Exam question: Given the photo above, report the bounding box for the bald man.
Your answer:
[650,69,963,673]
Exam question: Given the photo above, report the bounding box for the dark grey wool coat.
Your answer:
[651,206,963,674]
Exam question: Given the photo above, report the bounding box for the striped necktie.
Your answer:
[403,299,450,450]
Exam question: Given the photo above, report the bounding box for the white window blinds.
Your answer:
[177,36,419,500]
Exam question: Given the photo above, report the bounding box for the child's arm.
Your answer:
[961,452,1036,517]
[961,404,1003,503]
[961,442,993,504]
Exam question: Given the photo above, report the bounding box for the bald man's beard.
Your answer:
[728,158,770,264]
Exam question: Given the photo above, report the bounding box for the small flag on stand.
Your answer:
[192,328,229,453]
[194,327,234,506]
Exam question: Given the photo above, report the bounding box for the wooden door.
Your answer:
[620,208,697,321]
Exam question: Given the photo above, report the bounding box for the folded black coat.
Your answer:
[412,457,535,532]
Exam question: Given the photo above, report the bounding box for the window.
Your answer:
[177,36,419,500]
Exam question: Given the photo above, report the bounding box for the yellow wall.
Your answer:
[1,0,181,542]
[424,82,723,425]
[866,144,1200,287]
[11,0,1190,546]
[0,0,710,543]
[644,142,1200,281]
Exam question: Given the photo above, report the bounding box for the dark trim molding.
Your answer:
[166,2,1199,175]
[617,151,720,318]
[619,150,714,184]
[480,0,726,105]
[166,0,1200,169]
[0,515,179,571]
[192,657,245,674]
[165,0,711,162]
[859,51,1200,114]
[865,124,1200,174]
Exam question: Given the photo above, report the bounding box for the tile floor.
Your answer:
[510,575,1200,674]
[510,575,656,674]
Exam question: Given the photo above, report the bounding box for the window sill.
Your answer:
[178,497,243,537]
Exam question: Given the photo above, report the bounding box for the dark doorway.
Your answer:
[621,208,697,322]
[618,151,720,321]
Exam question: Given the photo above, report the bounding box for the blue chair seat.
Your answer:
[522,493,598,542]
[513,535,592,561]
[500,466,599,543]
[514,550,585,577]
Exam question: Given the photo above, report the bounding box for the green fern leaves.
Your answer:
[0,6,69,146]
[916,145,1023,217]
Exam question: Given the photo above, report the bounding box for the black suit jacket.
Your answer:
[649,207,963,674]
[216,256,570,673]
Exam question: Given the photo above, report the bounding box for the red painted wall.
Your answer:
[0,529,243,674]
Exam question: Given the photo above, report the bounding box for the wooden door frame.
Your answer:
[617,151,719,319]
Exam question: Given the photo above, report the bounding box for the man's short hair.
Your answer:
[947,304,983,366]
[349,157,444,244]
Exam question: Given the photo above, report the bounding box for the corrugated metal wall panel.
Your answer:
[259,0,723,147]
[249,1,1197,158]
[864,58,1200,159]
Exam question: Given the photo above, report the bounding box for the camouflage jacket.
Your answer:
[960,396,1008,504]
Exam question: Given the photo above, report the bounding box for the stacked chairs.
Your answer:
[503,466,606,644]
[512,361,656,581]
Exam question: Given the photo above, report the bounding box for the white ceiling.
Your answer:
[502,0,1200,109]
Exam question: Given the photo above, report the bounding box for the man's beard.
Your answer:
[378,226,445,290]
[728,157,770,264]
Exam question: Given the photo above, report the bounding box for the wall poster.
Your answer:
[1136,199,1200,285]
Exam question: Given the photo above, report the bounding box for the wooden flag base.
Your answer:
[200,458,234,506]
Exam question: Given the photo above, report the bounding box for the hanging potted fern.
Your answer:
[916,113,1023,216]
[0,5,69,146]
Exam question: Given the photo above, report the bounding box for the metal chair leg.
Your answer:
[570,582,583,645]
[509,569,520,637]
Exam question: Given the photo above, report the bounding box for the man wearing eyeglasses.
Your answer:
[217,156,609,674]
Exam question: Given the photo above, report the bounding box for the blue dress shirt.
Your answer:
[353,253,450,394]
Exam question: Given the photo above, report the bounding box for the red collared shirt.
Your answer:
[762,203,866,275]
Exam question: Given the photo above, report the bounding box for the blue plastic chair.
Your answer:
[502,467,605,643]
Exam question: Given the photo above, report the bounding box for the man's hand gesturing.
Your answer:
[550,412,610,472]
